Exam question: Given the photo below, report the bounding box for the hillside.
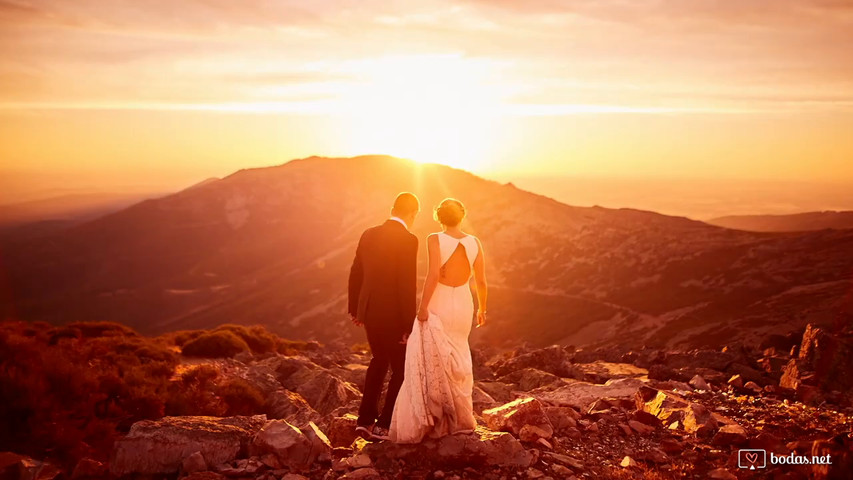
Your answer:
[708,211,853,232]
[2,155,852,350]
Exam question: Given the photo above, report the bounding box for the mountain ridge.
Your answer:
[3,155,852,351]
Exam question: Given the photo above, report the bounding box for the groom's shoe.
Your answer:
[370,425,391,441]
[355,424,373,439]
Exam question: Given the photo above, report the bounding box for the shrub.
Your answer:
[66,321,138,338]
[181,330,249,358]
[213,324,277,354]
[170,329,204,347]
[215,378,266,416]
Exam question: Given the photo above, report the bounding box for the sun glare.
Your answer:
[335,55,509,172]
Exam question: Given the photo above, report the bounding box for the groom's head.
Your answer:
[391,192,420,229]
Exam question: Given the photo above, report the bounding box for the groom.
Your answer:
[348,192,420,440]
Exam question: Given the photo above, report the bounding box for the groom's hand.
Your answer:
[351,315,363,327]
[399,333,408,345]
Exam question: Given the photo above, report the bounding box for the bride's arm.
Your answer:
[417,234,440,322]
[473,237,488,327]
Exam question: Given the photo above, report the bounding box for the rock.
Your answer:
[344,453,372,468]
[797,324,853,392]
[249,419,314,470]
[492,345,580,378]
[303,421,333,464]
[551,464,572,476]
[71,458,107,480]
[533,377,645,411]
[535,438,553,450]
[637,389,717,436]
[620,456,637,468]
[743,381,762,393]
[110,415,268,476]
[281,474,310,480]
[664,350,736,371]
[183,473,226,480]
[627,420,655,435]
[519,424,552,442]
[689,375,710,390]
[811,434,853,480]
[707,468,737,480]
[266,389,322,427]
[526,467,545,479]
[711,424,747,446]
[647,364,683,382]
[498,368,566,391]
[1,452,62,480]
[339,467,381,479]
[182,451,207,475]
[273,356,362,415]
[542,452,583,469]
[727,374,743,389]
[574,361,647,383]
[476,381,514,403]
[543,406,578,431]
[629,410,660,427]
[780,358,809,389]
[795,384,824,405]
[472,385,498,413]
[483,398,554,440]
[362,428,534,468]
[326,414,359,447]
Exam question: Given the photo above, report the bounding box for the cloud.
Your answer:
[0,0,851,114]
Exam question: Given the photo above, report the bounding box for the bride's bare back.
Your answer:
[439,242,472,287]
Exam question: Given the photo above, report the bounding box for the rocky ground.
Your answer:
[3,324,852,480]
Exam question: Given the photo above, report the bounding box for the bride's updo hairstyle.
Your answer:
[434,198,466,227]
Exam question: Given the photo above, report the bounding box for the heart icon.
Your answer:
[745,452,758,464]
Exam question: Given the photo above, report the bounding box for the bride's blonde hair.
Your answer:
[434,198,466,227]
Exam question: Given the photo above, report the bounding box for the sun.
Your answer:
[335,55,508,173]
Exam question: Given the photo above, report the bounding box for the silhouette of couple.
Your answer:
[348,193,488,443]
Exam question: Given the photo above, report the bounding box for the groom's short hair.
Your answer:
[392,192,420,216]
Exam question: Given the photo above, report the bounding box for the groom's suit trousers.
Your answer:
[359,321,406,428]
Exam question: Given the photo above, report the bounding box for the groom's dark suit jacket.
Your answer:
[348,219,418,339]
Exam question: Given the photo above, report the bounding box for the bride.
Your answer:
[389,198,488,444]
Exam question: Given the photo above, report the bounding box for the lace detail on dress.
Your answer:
[389,284,476,444]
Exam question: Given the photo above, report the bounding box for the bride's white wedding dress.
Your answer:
[389,232,478,444]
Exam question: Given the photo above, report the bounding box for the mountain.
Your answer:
[0,191,164,242]
[709,211,853,232]
[2,155,852,349]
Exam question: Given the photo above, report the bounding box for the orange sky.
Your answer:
[2,0,853,200]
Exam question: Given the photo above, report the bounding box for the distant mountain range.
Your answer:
[2,156,852,350]
[708,211,853,232]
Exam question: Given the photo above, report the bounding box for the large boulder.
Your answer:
[574,361,648,383]
[265,389,322,427]
[273,357,362,415]
[1,452,63,480]
[797,324,853,393]
[532,377,645,412]
[248,419,314,470]
[497,368,566,391]
[110,415,268,476]
[491,345,580,378]
[326,414,360,448]
[362,428,535,468]
[482,398,554,441]
[635,388,717,436]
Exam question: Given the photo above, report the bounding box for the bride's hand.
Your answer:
[417,308,429,322]
[476,309,487,327]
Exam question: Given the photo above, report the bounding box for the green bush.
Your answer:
[181,330,249,358]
